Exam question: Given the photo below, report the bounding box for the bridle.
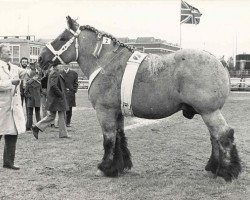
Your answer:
[46,27,81,65]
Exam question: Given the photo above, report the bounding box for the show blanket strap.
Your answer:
[87,51,147,115]
[121,51,148,116]
[88,67,102,94]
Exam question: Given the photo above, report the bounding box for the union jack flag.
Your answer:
[181,0,202,25]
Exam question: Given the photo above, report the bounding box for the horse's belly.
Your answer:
[131,85,180,119]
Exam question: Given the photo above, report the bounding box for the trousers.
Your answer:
[0,135,18,167]
[41,89,48,118]
[35,111,68,138]
[66,107,73,125]
[26,107,41,129]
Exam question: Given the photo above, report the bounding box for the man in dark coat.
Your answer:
[61,65,78,127]
[40,69,49,118]
[24,75,41,131]
[32,65,70,139]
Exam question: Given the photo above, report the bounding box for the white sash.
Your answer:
[88,68,102,93]
[121,51,148,116]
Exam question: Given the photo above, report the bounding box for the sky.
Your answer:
[0,0,250,59]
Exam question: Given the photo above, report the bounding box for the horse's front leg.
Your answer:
[117,113,133,172]
[96,107,124,177]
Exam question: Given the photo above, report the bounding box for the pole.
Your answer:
[180,0,182,49]
[234,32,237,68]
[27,16,30,39]
[180,22,182,48]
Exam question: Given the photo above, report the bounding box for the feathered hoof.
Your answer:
[123,158,133,171]
[97,160,119,177]
[216,162,242,182]
[205,158,218,174]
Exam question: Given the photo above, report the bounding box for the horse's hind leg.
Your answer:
[201,110,242,182]
[95,108,125,177]
[117,113,133,171]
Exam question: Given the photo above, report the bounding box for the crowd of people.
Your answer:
[0,43,79,170]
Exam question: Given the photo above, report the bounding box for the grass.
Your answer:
[0,90,249,200]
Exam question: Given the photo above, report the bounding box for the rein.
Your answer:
[46,28,81,65]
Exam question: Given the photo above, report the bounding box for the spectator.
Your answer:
[40,68,58,127]
[40,69,49,118]
[32,65,70,139]
[61,65,78,127]
[0,43,31,170]
[24,63,42,131]
[19,57,29,107]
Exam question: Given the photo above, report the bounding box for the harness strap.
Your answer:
[121,51,148,116]
[46,27,81,65]
[75,37,79,60]
[46,43,67,65]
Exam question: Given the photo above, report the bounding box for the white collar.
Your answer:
[64,68,70,73]
[0,59,8,67]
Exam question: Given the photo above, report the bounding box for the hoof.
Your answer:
[95,169,105,177]
[97,160,119,177]
[205,158,218,174]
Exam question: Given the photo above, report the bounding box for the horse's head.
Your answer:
[38,16,81,70]
[39,16,134,75]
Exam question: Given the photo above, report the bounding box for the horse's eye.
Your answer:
[60,37,67,41]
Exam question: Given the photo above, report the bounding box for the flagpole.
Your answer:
[180,0,182,49]
[180,23,182,48]
[234,32,237,68]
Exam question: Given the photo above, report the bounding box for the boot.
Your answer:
[32,125,40,139]
[3,135,20,170]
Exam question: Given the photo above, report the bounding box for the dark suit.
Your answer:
[35,68,69,138]
[46,69,69,112]
[61,69,78,125]
[24,79,42,129]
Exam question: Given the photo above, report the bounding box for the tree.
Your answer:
[220,55,228,69]
[227,57,234,70]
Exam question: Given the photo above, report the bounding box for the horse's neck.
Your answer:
[96,46,132,71]
[78,45,132,79]
[77,56,98,79]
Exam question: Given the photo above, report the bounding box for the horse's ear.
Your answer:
[66,16,79,31]
[66,16,73,28]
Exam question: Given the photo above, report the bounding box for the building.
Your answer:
[0,36,46,65]
[235,53,250,70]
[118,37,180,55]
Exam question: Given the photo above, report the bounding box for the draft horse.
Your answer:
[38,16,241,182]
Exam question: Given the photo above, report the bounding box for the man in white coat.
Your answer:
[0,43,30,170]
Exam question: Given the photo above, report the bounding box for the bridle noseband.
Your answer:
[46,28,81,65]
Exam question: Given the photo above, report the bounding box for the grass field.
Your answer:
[0,90,249,200]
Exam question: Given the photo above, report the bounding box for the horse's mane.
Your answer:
[79,25,135,52]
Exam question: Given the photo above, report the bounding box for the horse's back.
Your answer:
[132,49,230,118]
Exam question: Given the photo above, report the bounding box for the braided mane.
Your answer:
[79,25,135,52]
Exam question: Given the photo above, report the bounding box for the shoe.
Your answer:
[32,125,40,139]
[3,165,20,170]
[26,128,31,131]
[50,124,59,128]
[66,124,71,127]
[59,135,71,139]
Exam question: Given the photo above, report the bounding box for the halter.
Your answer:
[46,27,81,65]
